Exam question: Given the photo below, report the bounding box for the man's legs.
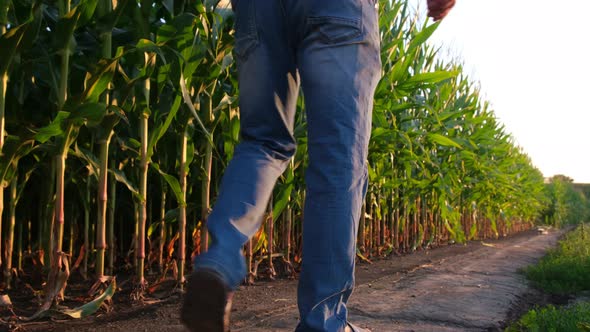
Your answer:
[184,0,381,330]
[183,1,299,330]
[295,0,381,331]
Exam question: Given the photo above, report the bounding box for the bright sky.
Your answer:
[407,0,590,183]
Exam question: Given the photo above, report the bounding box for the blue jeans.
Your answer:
[194,0,381,331]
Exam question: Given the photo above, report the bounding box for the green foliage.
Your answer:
[542,175,590,227]
[513,226,590,331]
[368,0,547,245]
[506,302,590,332]
[525,224,590,294]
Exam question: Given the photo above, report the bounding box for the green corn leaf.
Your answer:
[60,278,116,319]
[54,6,81,54]
[0,135,35,186]
[378,7,398,30]
[371,127,390,140]
[164,208,179,223]
[0,0,8,25]
[368,164,378,182]
[82,58,119,103]
[0,22,26,76]
[156,23,176,45]
[94,113,120,142]
[272,172,294,221]
[95,0,130,34]
[109,168,141,200]
[437,109,466,123]
[180,71,211,141]
[230,115,240,141]
[108,105,129,125]
[390,102,419,113]
[157,62,173,94]
[427,133,462,149]
[162,0,174,16]
[407,21,440,55]
[212,94,235,114]
[151,164,185,206]
[76,0,99,27]
[53,0,98,53]
[69,102,108,128]
[147,94,181,159]
[15,162,39,204]
[19,2,43,49]
[126,138,142,150]
[404,70,459,86]
[73,145,100,180]
[136,38,161,54]
[147,221,159,238]
[185,140,195,173]
[35,111,71,143]
[0,0,42,76]
[372,108,388,128]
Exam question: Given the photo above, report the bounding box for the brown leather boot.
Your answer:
[181,269,233,332]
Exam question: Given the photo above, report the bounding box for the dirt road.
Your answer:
[230,229,562,331]
[26,228,562,332]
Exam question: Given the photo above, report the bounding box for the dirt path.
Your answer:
[22,229,562,332]
[231,229,562,331]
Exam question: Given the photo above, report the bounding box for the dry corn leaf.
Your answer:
[0,294,12,308]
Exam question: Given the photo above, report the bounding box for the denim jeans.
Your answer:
[194,0,381,331]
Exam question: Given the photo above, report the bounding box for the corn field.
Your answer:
[0,0,547,316]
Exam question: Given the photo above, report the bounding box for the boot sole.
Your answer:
[181,269,230,332]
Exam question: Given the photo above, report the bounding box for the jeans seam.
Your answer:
[234,0,259,60]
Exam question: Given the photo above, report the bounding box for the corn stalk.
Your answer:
[18,218,25,272]
[94,0,114,280]
[158,182,166,272]
[95,134,111,278]
[0,0,9,274]
[52,0,72,269]
[133,0,154,290]
[54,142,68,256]
[178,120,190,285]
[137,109,149,285]
[0,1,8,152]
[267,196,275,279]
[200,133,212,254]
[107,159,116,275]
[83,170,91,278]
[3,174,16,287]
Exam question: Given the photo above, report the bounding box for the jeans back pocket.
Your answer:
[307,16,362,44]
[306,0,363,45]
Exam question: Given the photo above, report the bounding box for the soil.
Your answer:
[1,228,565,332]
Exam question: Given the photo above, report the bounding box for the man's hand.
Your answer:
[427,0,456,21]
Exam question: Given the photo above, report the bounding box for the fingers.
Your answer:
[429,0,455,20]
[427,0,456,21]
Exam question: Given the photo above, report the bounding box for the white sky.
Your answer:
[407,0,590,183]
